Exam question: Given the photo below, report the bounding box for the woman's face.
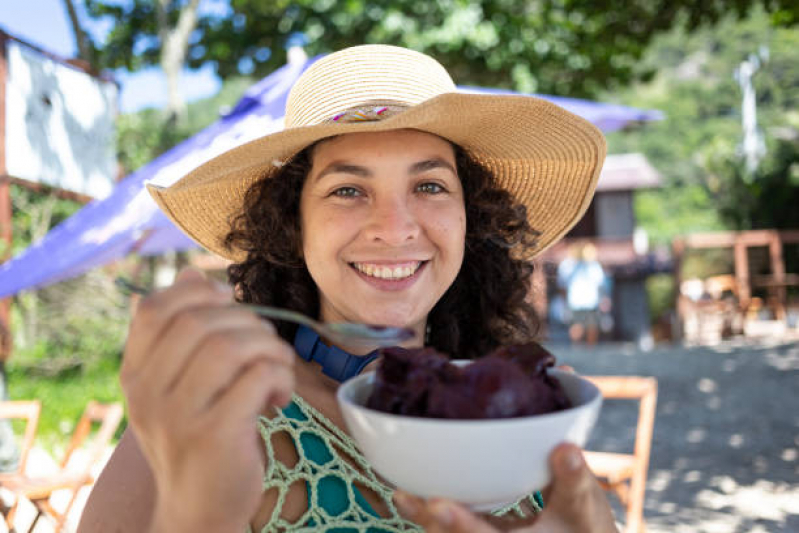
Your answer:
[300,129,466,348]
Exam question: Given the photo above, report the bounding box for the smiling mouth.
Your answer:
[350,261,426,280]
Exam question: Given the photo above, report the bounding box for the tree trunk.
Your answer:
[61,0,93,65]
[12,192,59,348]
[156,0,201,125]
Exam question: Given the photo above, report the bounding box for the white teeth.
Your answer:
[353,262,421,280]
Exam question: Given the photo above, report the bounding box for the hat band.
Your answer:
[328,104,407,123]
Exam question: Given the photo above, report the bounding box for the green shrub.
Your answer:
[646,274,677,322]
[5,352,126,455]
[6,271,130,453]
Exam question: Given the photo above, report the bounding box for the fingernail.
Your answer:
[393,492,418,517]
[214,281,231,293]
[564,446,583,471]
[431,501,454,526]
[213,283,233,300]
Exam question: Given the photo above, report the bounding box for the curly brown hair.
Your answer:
[224,141,541,359]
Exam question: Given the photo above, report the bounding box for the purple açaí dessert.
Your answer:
[366,343,571,419]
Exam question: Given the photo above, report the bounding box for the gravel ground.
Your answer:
[547,335,799,533]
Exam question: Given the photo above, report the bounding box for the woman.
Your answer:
[78,45,616,532]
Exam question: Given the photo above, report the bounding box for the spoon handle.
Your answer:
[115,277,322,330]
[243,304,322,330]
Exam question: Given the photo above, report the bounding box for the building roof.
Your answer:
[597,153,661,191]
[0,26,114,82]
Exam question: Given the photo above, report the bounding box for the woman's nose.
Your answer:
[363,196,420,245]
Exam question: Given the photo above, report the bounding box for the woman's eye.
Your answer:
[417,182,445,194]
[331,187,362,198]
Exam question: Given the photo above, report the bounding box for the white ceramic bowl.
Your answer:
[336,364,602,511]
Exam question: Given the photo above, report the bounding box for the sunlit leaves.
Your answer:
[83,0,797,98]
[607,9,799,240]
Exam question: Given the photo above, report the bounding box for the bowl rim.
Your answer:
[336,366,602,428]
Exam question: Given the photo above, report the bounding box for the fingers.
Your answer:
[124,269,233,373]
[135,307,269,393]
[532,443,617,533]
[173,325,296,415]
[393,492,498,533]
[212,358,295,427]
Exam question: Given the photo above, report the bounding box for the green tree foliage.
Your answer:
[704,137,799,230]
[606,10,799,244]
[8,187,82,257]
[85,0,798,98]
[7,190,128,447]
[116,76,253,173]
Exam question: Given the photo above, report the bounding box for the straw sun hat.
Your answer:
[148,44,606,262]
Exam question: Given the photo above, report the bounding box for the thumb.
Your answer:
[546,443,592,508]
[531,443,616,533]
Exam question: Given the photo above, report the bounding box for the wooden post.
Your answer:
[0,32,12,361]
[629,379,658,533]
[769,231,787,320]
[671,238,685,340]
[733,235,750,312]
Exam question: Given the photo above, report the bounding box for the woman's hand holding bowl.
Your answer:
[393,443,618,533]
[120,268,296,532]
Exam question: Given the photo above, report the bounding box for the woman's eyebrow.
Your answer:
[410,158,457,175]
[313,157,456,182]
[314,163,371,182]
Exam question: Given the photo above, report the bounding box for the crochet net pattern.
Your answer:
[248,395,541,532]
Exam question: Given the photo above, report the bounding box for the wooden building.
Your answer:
[672,230,799,343]
[536,153,670,345]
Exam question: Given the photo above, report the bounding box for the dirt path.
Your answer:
[549,336,799,532]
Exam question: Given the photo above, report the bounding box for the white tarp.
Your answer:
[4,40,118,199]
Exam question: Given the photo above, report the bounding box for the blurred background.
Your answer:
[0,1,796,531]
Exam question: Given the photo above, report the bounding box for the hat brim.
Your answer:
[148,92,606,262]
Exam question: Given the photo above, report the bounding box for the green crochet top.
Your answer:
[247,395,543,532]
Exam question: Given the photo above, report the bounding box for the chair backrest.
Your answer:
[705,274,738,300]
[0,400,41,475]
[59,401,124,472]
[585,376,658,480]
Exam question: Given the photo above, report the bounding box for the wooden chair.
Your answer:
[584,377,658,533]
[0,401,124,533]
[0,401,42,481]
[704,274,738,301]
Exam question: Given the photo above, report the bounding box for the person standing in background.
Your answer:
[557,243,611,345]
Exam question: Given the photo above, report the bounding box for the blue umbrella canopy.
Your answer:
[0,53,662,298]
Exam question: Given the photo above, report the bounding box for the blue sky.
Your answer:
[1,0,223,113]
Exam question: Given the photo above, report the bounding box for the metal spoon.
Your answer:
[115,277,414,348]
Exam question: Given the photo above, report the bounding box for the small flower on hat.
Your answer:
[329,105,402,123]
